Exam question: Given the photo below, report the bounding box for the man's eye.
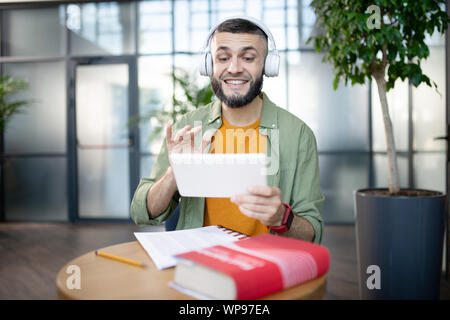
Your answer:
[218,57,229,62]
[243,57,255,61]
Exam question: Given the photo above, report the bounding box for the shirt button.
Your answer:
[272,124,276,128]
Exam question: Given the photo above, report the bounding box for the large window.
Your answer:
[0,0,447,224]
[1,6,66,57]
[69,2,135,55]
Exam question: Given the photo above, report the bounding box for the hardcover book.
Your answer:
[172,233,330,300]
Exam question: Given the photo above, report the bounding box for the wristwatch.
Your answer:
[268,202,294,234]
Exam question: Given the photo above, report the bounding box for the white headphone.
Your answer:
[198,16,280,78]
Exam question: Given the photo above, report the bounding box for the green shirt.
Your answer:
[130,92,325,243]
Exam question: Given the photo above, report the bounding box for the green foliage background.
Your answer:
[133,68,214,143]
[0,75,30,133]
[309,0,449,91]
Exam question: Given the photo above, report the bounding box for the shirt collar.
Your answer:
[259,92,278,129]
[207,99,222,125]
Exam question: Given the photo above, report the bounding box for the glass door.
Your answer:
[69,57,138,220]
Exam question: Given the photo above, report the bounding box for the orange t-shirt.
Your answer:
[203,115,269,236]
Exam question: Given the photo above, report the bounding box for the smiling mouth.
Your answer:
[222,79,250,89]
[224,79,248,84]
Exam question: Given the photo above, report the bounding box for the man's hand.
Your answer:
[231,186,286,227]
[145,124,215,219]
[166,123,214,154]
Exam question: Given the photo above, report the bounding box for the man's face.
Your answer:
[210,32,266,108]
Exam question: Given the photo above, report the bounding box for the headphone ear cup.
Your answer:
[264,52,280,77]
[205,52,213,76]
[199,52,213,76]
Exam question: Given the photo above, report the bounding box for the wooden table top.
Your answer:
[56,241,327,300]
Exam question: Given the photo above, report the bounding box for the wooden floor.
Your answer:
[0,222,447,300]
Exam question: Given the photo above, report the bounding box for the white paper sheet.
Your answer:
[169,153,268,198]
[134,226,245,270]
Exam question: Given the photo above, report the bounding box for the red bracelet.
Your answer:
[268,202,294,234]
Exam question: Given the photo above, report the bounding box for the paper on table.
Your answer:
[134,226,245,270]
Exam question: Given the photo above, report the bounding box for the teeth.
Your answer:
[225,80,246,85]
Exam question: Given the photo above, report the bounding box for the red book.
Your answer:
[173,233,330,300]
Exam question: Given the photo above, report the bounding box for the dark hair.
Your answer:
[214,18,268,44]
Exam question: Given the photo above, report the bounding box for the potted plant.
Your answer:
[309,0,449,299]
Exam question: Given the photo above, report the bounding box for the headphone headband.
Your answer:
[201,15,278,53]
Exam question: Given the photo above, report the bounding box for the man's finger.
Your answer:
[239,203,275,215]
[187,126,203,150]
[238,205,261,219]
[238,205,282,226]
[247,186,280,197]
[231,194,277,207]
[199,129,216,152]
[166,124,173,145]
[173,125,191,143]
[238,205,269,223]
[189,126,203,142]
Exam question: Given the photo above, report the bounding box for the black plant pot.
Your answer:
[354,189,446,300]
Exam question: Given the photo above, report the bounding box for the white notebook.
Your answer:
[134,226,248,270]
[169,153,268,198]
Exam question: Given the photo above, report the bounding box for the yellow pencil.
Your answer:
[95,250,146,268]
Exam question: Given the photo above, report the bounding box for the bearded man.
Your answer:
[131,17,324,243]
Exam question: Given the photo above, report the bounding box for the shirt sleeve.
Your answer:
[130,134,180,227]
[290,125,325,244]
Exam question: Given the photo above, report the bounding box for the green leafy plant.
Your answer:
[308,0,449,194]
[133,68,214,143]
[0,75,30,133]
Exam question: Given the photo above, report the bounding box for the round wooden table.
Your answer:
[56,241,327,300]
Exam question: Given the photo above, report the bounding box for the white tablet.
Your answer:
[169,153,268,198]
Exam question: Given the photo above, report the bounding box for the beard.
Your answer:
[211,73,264,108]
